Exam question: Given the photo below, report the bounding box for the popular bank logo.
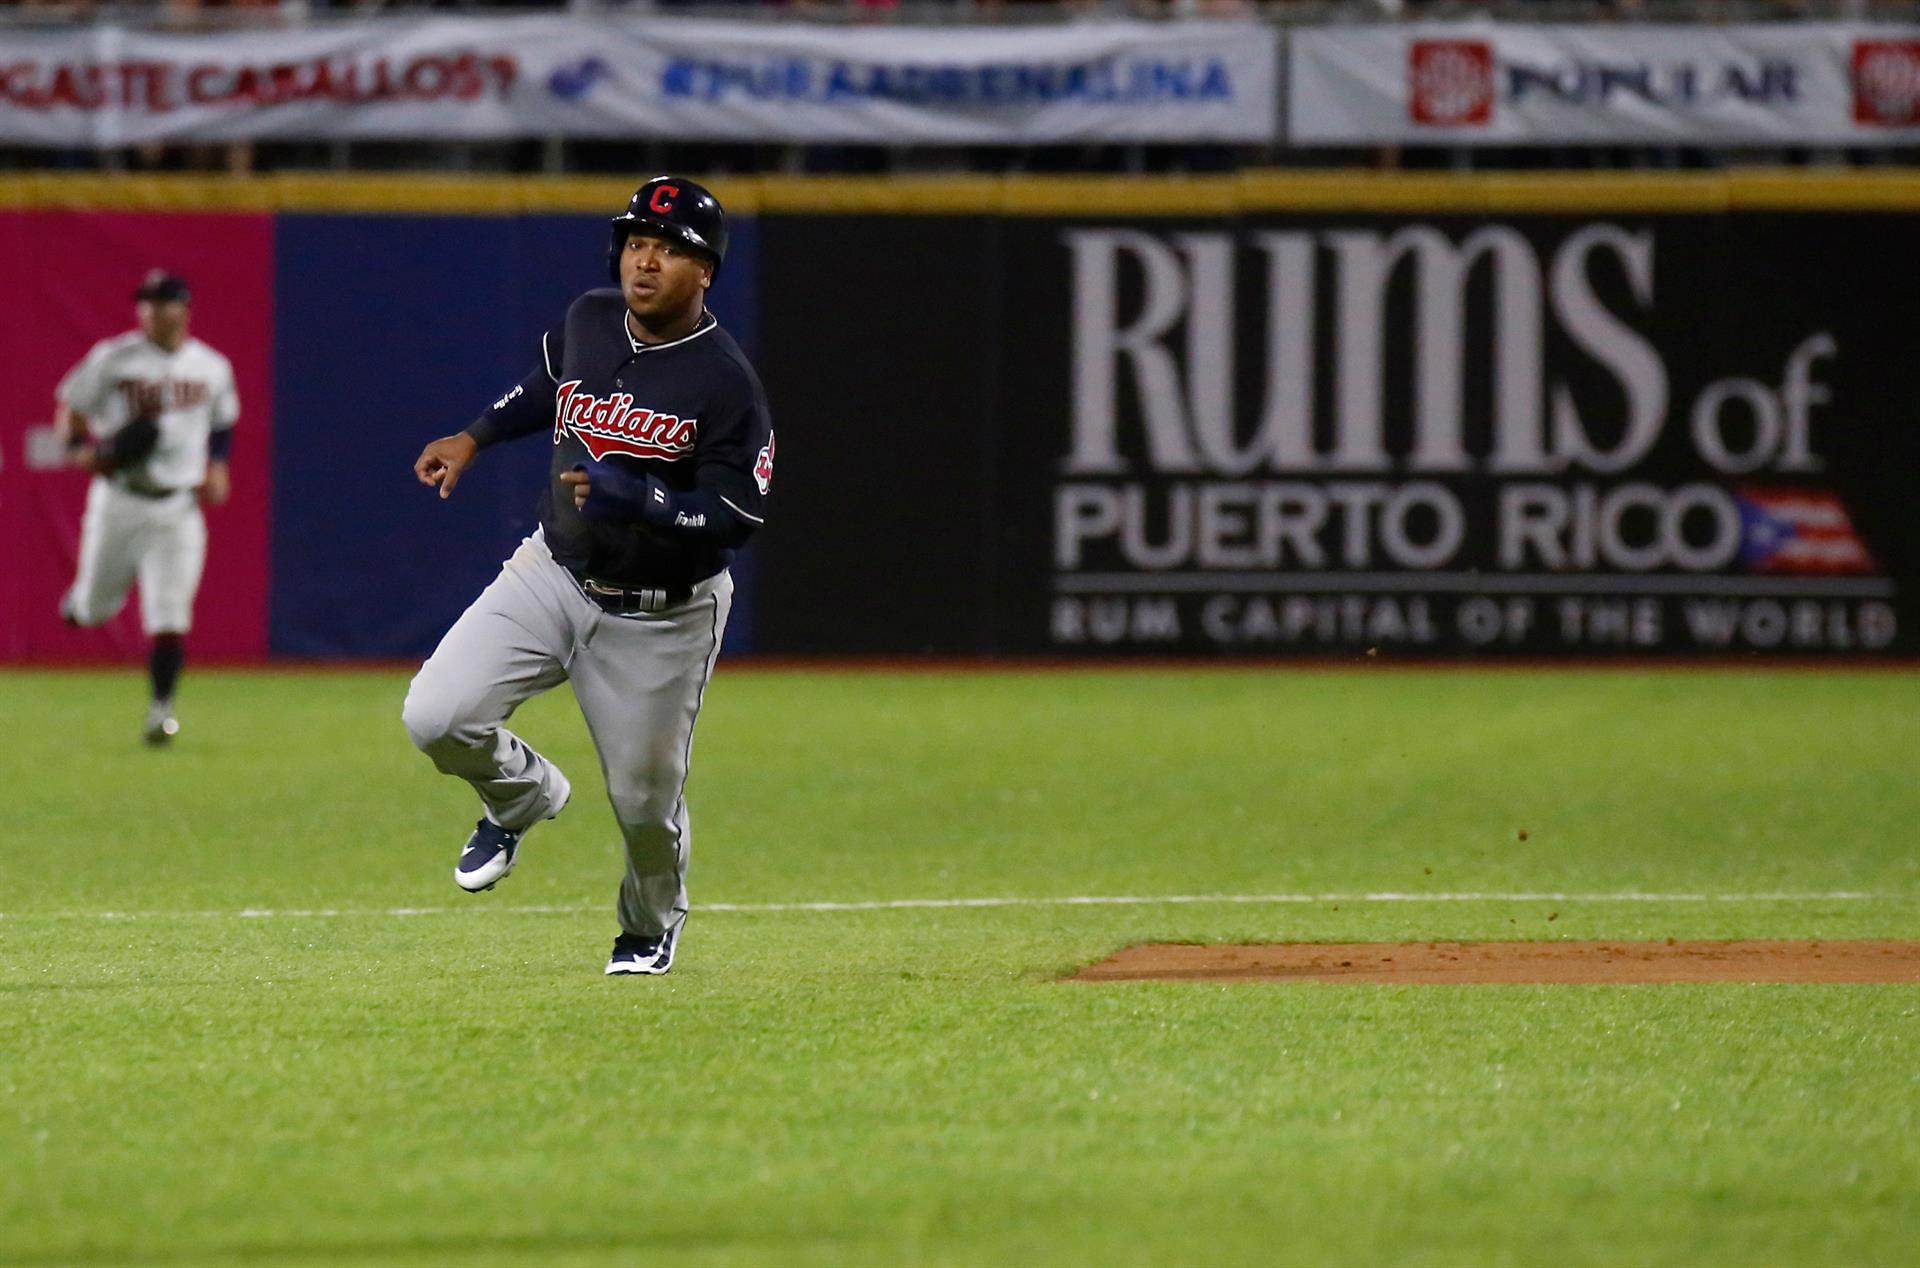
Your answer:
[1852,41,1920,126]
[1410,40,1494,127]
[1409,39,1803,125]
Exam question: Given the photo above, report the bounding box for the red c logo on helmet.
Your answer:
[648,184,680,215]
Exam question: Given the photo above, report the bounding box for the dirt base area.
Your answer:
[1072,940,1920,984]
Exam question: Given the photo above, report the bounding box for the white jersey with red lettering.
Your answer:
[56,331,239,492]
[56,331,238,637]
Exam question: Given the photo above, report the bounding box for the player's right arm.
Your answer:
[414,329,561,499]
[54,341,114,472]
[413,431,480,499]
[54,401,106,472]
[56,400,88,446]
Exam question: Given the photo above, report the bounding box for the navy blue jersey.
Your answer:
[466,289,774,588]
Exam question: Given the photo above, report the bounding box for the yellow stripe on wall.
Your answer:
[6,169,1920,215]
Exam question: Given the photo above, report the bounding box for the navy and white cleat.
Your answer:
[452,773,570,894]
[454,820,521,892]
[605,926,679,976]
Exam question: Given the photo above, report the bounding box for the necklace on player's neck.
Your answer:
[626,307,706,349]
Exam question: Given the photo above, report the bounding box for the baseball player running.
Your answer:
[56,270,238,745]
[404,177,774,977]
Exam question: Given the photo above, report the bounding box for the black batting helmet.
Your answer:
[607,176,727,281]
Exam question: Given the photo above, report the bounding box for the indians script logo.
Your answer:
[553,381,697,461]
[1410,40,1494,126]
[1852,41,1920,126]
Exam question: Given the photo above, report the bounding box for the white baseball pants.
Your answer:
[63,478,206,636]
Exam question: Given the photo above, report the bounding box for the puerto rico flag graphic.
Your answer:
[1736,486,1878,575]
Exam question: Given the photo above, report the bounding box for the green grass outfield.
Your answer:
[3,665,1918,1267]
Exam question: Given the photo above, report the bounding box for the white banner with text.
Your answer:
[1290,23,1920,145]
[0,17,1279,146]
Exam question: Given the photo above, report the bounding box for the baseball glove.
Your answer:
[95,412,160,473]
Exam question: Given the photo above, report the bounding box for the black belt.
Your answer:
[116,479,186,500]
[569,570,694,616]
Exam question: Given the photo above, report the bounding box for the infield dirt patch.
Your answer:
[1072,940,1920,984]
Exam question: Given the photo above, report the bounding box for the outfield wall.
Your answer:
[0,178,761,664]
[3,173,1918,662]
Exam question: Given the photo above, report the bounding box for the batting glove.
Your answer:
[573,460,674,528]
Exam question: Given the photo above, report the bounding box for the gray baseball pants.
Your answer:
[402,529,731,939]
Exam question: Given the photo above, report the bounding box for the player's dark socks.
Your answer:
[149,635,184,704]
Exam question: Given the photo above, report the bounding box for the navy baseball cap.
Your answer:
[133,269,191,303]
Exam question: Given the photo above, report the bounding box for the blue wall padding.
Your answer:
[269,212,760,658]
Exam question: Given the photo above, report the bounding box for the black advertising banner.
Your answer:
[754,215,1003,655]
[755,204,1920,657]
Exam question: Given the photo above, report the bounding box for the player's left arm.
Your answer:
[199,359,240,506]
[200,427,234,506]
[564,370,773,547]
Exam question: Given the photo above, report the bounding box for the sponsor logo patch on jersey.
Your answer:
[554,380,698,461]
[754,430,775,495]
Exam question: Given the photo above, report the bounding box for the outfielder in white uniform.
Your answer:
[56,270,239,744]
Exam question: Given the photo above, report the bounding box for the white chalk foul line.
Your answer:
[705,891,1885,912]
[0,891,1888,922]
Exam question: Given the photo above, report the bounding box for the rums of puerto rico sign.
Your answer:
[0,16,1279,146]
[985,212,1917,657]
[1290,23,1920,145]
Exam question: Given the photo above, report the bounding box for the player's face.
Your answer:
[137,299,190,349]
[620,233,711,324]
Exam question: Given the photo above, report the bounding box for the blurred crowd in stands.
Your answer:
[2,0,1261,14]
[0,0,1860,19]
[0,0,1361,18]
